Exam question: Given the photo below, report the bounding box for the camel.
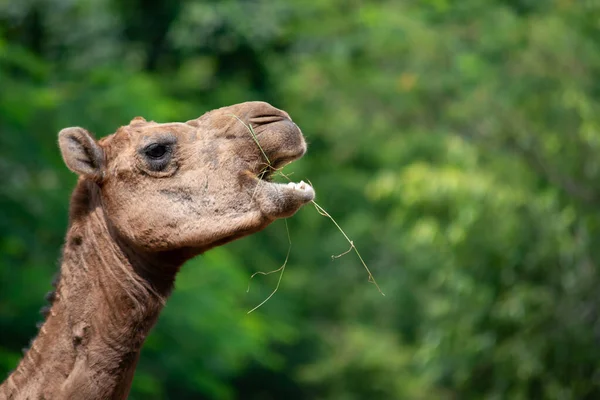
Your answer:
[0,101,315,399]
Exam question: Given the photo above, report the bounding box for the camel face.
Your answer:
[59,101,314,253]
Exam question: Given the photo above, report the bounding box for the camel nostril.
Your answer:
[249,115,287,125]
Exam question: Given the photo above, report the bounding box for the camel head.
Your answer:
[57,101,314,255]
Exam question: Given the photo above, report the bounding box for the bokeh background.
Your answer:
[2,0,600,398]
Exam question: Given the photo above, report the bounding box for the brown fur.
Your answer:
[0,101,314,399]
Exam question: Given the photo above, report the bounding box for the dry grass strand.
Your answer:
[231,114,385,312]
[246,219,292,314]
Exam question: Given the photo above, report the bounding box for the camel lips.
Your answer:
[286,180,313,192]
[286,180,316,199]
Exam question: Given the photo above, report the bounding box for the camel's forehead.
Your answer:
[99,120,196,156]
[111,120,193,141]
[125,119,191,134]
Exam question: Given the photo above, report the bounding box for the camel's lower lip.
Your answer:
[284,180,315,200]
[258,179,315,202]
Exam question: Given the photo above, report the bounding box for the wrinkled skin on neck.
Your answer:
[0,101,314,399]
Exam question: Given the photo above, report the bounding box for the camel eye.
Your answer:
[145,144,168,159]
[138,134,177,173]
[142,142,174,172]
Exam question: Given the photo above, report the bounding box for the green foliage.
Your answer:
[2,0,600,398]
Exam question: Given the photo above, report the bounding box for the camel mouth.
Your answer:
[257,167,275,182]
[256,158,295,182]
[244,113,314,208]
[250,148,315,205]
[255,175,316,203]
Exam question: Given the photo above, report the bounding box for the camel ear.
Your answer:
[58,127,104,178]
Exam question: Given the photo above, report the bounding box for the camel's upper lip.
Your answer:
[250,122,307,180]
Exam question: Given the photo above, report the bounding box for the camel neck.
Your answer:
[1,181,180,400]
